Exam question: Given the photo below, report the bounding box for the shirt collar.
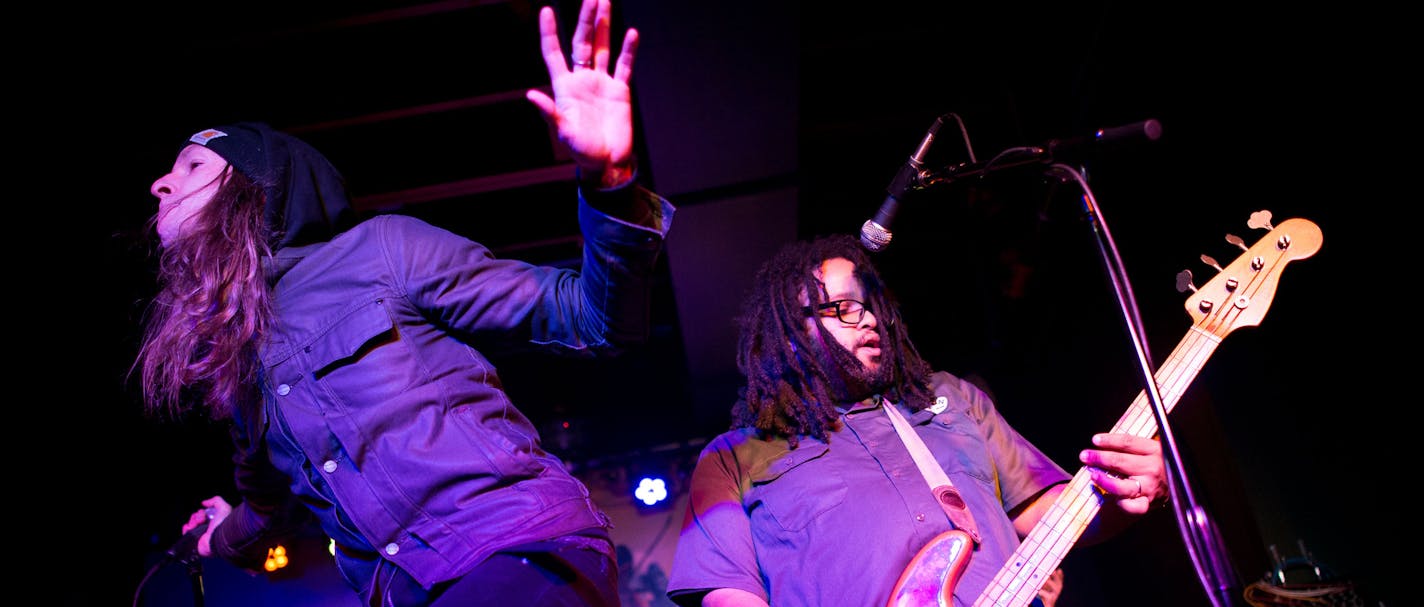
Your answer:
[842,394,884,415]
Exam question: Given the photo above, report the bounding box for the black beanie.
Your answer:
[188,124,267,182]
[186,122,356,250]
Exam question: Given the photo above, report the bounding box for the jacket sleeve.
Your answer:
[571,181,676,347]
[383,180,675,355]
[210,414,312,572]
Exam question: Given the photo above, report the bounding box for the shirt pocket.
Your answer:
[748,445,846,532]
[926,415,995,486]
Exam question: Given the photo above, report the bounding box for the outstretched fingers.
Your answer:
[537,5,568,76]
[561,0,608,71]
[612,27,638,83]
[533,0,634,78]
[590,0,611,70]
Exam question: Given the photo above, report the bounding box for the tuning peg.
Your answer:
[1200,254,1223,271]
[1224,234,1247,252]
[1247,209,1274,231]
[1175,269,1196,293]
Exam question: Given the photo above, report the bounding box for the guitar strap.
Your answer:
[883,399,982,546]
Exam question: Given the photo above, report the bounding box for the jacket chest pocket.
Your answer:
[268,299,403,408]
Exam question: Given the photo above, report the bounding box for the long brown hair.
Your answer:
[731,234,934,445]
[135,167,274,421]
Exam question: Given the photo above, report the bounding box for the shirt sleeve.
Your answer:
[938,372,1070,513]
[666,435,769,606]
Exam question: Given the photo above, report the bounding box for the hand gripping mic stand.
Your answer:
[914,117,1242,607]
[133,517,211,607]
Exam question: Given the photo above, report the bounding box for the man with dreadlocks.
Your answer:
[665,234,1166,607]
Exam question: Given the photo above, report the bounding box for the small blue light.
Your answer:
[634,477,668,506]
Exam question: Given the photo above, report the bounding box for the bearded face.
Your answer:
[802,258,894,403]
[811,322,894,403]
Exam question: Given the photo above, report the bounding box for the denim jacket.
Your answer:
[214,183,674,603]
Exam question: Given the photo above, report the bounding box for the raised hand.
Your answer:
[526,0,640,183]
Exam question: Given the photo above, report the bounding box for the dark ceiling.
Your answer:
[42,1,1406,605]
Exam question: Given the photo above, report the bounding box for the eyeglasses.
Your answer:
[804,299,870,325]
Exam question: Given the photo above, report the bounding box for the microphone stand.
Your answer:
[180,553,207,607]
[132,532,211,607]
[1043,162,1241,607]
[905,116,1238,605]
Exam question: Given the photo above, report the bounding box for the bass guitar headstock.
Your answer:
[1174,210,1322,340]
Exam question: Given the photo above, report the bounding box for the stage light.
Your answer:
[633,475,669,506]
[264,545,289,571]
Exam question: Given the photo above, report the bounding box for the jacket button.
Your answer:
[276,384,291,396]
[385,543,400,556]
[915,513,925,522]
[323,460,338,473]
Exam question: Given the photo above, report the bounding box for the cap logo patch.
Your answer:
[189,129,229,147]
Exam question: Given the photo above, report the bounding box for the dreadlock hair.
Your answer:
[731,233,934,446]
[135,166,274,422]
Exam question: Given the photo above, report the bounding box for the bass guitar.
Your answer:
[888,211,1322,607]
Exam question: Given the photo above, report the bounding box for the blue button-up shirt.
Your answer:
[667,371,1070,607]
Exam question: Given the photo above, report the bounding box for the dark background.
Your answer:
[38,1,1404,605]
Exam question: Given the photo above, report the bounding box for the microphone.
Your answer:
[861,115,947,252]
[164,508,216,563]
[910,119,1165,193]
[1042,119,1162,160]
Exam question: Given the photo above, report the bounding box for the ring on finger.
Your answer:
[574,59,594,68]
[1132,478,1143,499]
